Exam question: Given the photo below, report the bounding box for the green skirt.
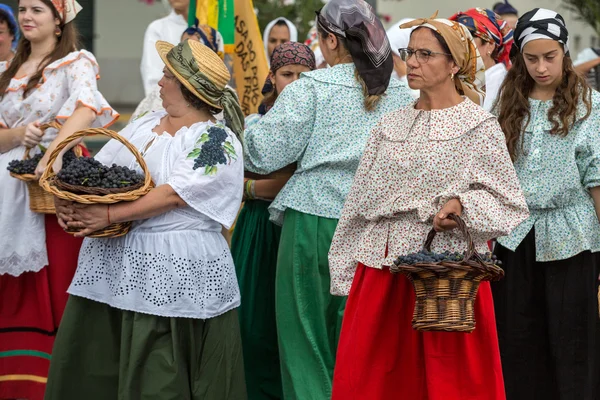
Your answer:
[276,208,346,400]
[44,296,247,400]
[231,200,283,400]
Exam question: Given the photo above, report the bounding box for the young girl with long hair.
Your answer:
[492,8,600,399]
[0,1,117,398]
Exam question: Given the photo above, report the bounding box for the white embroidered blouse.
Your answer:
[67,112,244,319]
[0,50,118,276]
[328,98,529,296]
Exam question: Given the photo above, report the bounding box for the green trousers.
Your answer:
[231,200,283,399]
[276,209,346,400]
[44,296,247,400]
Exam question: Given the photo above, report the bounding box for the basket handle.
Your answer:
[39,127,153,198]
[22,121,62,159]
[423,213,485,265]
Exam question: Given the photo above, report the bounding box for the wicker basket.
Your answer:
[8,122,78,214]
[390,214,504,333]
[39,128,154,238]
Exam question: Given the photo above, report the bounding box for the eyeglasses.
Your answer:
[398,48,452,64]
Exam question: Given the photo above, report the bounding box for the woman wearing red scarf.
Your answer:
[450,8,514,111]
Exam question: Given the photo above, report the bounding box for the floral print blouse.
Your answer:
[243,62,414,225]
[0,50,118,137]
[497,91,600,261]
[329,98,529,296]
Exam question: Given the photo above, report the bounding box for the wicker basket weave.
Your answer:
[390,214,504,333]
[8,122,82,214]
[39,128,154,238]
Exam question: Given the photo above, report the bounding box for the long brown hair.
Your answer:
[0,0,79,98]
[496,51,592,161]
[317,24,383,112]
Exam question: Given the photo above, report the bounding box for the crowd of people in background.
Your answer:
[0,0,599,399]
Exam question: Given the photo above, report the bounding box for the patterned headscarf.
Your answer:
[449,8,514,68]
[270,42,316,73]
[513,8,570,56]
[0,5,19,49]
[51,0,82,24]
[316,0,393,96]
[402,14,487,106]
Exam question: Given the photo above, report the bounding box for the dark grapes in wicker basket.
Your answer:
[56,157,144,191]
[394,250,502,266]
[7,146,77,175]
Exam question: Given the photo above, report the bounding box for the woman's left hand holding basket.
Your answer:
[433,198,463,232]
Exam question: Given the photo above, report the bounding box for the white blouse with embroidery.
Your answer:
[67,112,244,319]
[328,99,530,296]
[0,50,118,276]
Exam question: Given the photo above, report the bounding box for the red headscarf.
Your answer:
[449,8,514,68]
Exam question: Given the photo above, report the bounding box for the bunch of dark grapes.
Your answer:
[7,153,44,175]
[57,157,144,189]
[193,127,229,170]
[7,148,79,175]
[394,250,501,266]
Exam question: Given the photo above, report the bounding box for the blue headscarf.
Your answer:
[0,4,19,50]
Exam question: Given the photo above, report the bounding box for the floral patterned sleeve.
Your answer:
[56,51,118,128]
[243,78,317,174]
[576,99,600,189]
[436,118,529,243]
[328,122,384,296]
[167,124,244,229]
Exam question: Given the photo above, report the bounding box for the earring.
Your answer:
[54,26,62,37]
[487,51,492,56]
[450,72,455,80]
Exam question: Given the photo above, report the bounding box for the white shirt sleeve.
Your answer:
[140,21,165,96]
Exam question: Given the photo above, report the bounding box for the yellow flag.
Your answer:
[195,0,219,29]
[232,0,269,115]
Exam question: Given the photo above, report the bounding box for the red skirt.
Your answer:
[331,263,506,400]
[0,215,82,400]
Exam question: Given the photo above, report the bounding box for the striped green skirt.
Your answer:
[44,296,247,400]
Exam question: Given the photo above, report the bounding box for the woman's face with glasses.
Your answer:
[402,28,457,91]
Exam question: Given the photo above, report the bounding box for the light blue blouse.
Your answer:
[243,63,414,225]
[497,91,600,261]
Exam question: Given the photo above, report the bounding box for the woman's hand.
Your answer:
[35,151,63,179]
[433,198,463,232]
[55,197,75,230]
[66,203,111,237]
[21,121,43,148]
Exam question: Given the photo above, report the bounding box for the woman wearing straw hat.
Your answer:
[44,39,246,399]
[0,1,116,399]
[243,0,413,398]
[328,13,528,399]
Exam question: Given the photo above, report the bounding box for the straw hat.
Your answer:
[155,40,230,110]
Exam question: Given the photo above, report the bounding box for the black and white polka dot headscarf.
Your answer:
[513,8,570,56]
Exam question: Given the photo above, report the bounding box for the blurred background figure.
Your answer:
[140,0,189,96]
[263,17,297,62]
[493,0,518,29]
[0,4,18,62]
[574,47,600,90]
[386,17,419,98]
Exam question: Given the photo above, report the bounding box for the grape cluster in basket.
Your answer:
[7,148,77,175]
[57,157,144,189]
[394,250,502,266]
